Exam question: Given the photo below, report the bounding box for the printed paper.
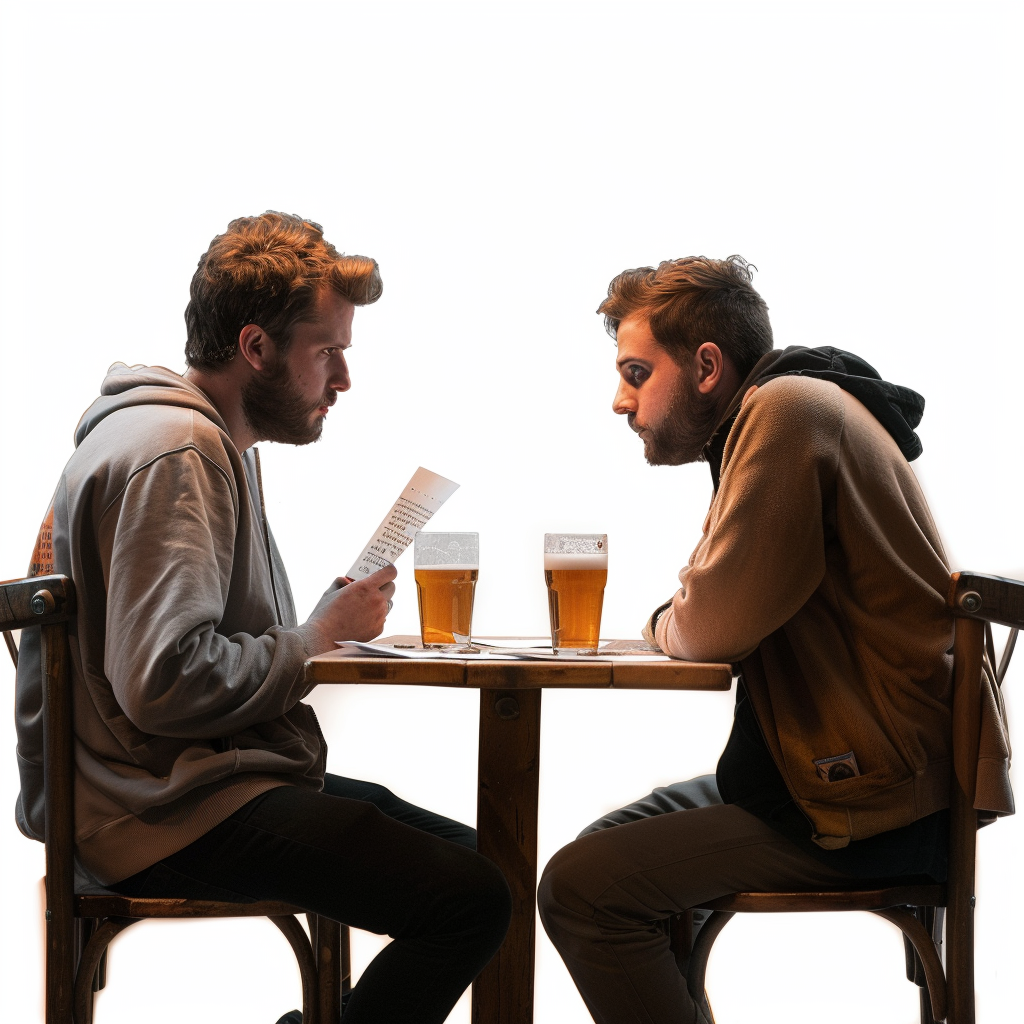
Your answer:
[346,467,460,579]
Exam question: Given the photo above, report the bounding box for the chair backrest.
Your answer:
[685,571,1021,1024]
[3,573,77,1012]
[945,571,1020,1019]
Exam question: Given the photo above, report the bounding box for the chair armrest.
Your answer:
[0,575,75,632]
[949,571,1024,629]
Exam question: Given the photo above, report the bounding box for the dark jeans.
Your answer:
[115,775,512,1023]
[539,776,859,1024]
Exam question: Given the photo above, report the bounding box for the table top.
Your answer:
[304,636,734,691]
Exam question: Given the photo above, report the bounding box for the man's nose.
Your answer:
[612,379,635,415]
[331,354,352,393]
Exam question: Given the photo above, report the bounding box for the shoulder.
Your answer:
[81,402,239,476]
[68,405,244,515]
[745,374,845,419]
[724,376,851,479]
[729,375,846,452]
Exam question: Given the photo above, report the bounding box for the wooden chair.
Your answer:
[3,573,352,1023]
[672,570,1021,1024]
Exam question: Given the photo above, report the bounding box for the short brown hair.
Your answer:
[598,256,773,379]
[185,212,382,370]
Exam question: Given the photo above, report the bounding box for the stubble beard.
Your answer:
[241,357,330,447]
[640,371,720,466]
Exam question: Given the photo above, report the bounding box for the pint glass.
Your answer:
[544,533,608,649]
[414,532,479,646]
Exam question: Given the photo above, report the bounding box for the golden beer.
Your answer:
[415,567,479,646]
[544,553,608,649]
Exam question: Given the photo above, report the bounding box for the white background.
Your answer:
[1,2,1021,1021]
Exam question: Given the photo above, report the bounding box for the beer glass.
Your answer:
[544,533,608,649]
[414,532,479,646]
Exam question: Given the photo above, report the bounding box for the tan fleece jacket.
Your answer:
[653,375,1011,848]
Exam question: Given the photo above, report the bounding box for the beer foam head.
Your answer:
[543,552,608,570]
[544,533,607,557]
[414,531,479,568]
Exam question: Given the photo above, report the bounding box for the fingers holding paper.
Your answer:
[305,563,397,648]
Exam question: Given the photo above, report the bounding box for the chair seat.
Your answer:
[699,883,946,914]
[76,893,309,920]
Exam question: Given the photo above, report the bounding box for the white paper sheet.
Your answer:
[346,467,460,579]
[335,641,519,660]
[333,641,672,662]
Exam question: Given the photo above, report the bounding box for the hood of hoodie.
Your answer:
[704,346,926,491]
[74,363,230,448]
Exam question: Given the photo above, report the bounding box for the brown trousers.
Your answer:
[538,776,855,1024]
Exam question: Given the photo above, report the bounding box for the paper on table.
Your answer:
[476,647,672,661]
[346,467,460,579]
[333,641,672,662]
[335,642,519,660]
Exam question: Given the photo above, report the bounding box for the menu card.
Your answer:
[346,467,460,579]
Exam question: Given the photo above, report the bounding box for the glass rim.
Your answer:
[415,531,479,540]
[543,532,608,555]
[414,531,479,567]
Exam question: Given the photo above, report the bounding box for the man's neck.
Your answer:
[710,357,744,427]
[183,365,257,452]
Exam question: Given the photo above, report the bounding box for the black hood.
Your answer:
[705,346,926,491]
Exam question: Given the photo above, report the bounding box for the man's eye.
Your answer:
[627,365,648,385]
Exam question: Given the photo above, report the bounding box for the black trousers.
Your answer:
[539,776,858,1024]
[115,775,512,1023]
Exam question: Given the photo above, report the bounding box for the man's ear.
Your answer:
[237,324,272,372]
[693,342,726,395]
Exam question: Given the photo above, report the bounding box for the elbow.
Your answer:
[656,608,757,664]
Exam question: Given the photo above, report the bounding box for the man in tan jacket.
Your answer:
[538,257,1012,1024]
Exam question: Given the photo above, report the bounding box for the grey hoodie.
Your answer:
[15,364,326,885]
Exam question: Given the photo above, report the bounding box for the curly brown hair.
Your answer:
[185,212,382,370]
[598,256,772,379]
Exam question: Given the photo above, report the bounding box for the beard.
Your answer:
[241,357,332,446]
[635,370,720,466]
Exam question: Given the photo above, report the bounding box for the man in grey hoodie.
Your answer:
[15,212,511,1024]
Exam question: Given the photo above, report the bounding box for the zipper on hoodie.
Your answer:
[252,447,284,626]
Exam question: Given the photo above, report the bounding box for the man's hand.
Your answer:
[304,563,398,648]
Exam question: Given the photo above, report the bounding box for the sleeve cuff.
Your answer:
[642,601,673,648]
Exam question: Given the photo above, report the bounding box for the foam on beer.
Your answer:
[543,553,608,571]
[416,563,478,571]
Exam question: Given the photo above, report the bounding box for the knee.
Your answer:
[444,852,513,946]
[477,856,513,933]
[538,841,596,944]
[358,781,396,805]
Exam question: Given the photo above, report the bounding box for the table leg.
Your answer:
[473,687,542,1024]
[311,914,348,1023]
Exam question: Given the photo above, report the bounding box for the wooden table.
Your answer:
[303,638,733,1024]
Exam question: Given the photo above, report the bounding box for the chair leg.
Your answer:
[903,907,944,1024]
[873,907,947,1022]
[309,915,348,1022]
[270,916,320,1024]
[74,918,138,1024]
[685,911,734,1024]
